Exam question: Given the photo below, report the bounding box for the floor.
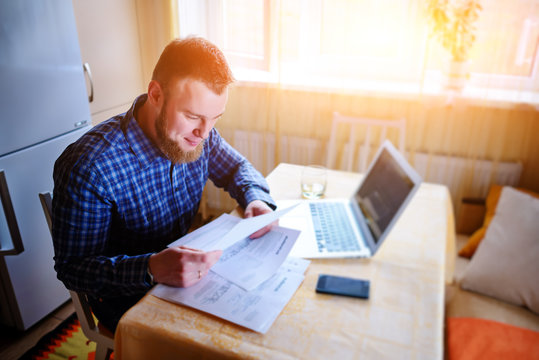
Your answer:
[0,300,75,360]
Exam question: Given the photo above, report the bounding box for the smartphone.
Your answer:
[316,274,370,299]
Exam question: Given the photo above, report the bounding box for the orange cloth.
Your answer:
[448,317,539,360]
[458,185,539,258]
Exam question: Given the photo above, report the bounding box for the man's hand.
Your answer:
[148,246,222,287]
[244,199,277,239]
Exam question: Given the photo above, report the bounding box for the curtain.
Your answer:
[134,0,177,86]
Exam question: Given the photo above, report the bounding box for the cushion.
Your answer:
[447,317,539,360]
[458,185,539,258]
[460,187,539,314]
[456,198,486,235]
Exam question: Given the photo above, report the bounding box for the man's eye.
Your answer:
[186,114,199,120]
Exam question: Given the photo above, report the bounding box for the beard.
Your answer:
[155,99,204,164]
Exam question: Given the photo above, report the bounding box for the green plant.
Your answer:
[427,0,482,62]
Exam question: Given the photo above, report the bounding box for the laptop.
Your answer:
[277,140,422,259]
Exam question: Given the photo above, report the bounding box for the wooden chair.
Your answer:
[38,192,114,360]
[326,112,406,173]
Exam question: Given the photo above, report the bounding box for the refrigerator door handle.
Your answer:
[83,62,94,103]
[0,170,24,255]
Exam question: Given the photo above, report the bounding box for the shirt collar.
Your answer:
[121,94,166,169]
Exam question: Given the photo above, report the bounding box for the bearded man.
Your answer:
[52,37,275,333]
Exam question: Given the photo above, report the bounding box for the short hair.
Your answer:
[152,36,234,94]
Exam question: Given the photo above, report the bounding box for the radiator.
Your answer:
[203,129,276,212]
[412,152,522,214]
[203,130,523,216]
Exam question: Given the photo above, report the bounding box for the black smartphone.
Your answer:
[315,274,370,299]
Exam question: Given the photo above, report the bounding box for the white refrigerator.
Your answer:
[0,0,92,330]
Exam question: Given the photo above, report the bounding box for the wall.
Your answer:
[218,84,539,196]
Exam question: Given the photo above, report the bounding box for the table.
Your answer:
[114,163,455,359]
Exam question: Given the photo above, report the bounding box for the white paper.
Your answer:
[155,206,307,332]
[167,205,300,290]
[168,204,298,252]
[151,256,310,334]
[214,204,299,251]
[167,213,239,250]
[279,256,311,274]
[211,226,300,290]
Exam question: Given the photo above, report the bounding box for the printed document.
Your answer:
[168,205,299,290]
[168,204,298,251]
[152,207,308,333]
[211,226,299,290]
[151,257,310,333]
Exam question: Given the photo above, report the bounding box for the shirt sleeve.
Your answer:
[207,129,276,210]
[52,152,152,298]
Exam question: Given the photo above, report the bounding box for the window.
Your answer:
[426,0,539,93]
[177,0,539,95]
[178,0,270,71]
[471,0,539,91]
[277,0,428,84]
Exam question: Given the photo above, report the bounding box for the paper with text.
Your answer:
[168,204,299,252]
[214,204,299,251]
[151,257,310,333]
[167,213,240,250]
[167,205,300,290]
[211,226,300,290]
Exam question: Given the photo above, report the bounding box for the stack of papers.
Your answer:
[150,206,309,333]
[151,256,309,333]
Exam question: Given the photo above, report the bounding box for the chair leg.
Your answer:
[95,343,111,360]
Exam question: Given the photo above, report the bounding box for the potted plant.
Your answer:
[427,0,482,90]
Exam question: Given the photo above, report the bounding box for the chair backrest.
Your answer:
[38,192,114,358]
[326,112,406,172]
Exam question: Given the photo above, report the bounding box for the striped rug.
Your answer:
[20,314,112,360]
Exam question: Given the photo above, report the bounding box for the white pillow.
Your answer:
[460,186,539,314]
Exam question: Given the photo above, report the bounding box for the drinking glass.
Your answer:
[301,165,327,199]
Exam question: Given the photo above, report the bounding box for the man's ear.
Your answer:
[147,80,164,107]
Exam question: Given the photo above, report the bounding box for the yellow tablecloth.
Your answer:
[115,163,455,359]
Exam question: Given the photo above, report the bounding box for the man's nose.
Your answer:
[194,120,212,139]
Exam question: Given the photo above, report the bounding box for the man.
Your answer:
[52,37,276,332]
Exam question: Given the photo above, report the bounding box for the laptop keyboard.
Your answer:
[309,202,361,253]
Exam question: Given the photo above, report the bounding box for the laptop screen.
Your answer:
[353,148,415,243]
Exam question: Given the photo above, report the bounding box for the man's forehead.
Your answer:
[167,78,228,118]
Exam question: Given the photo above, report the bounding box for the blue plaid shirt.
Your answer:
[52,94,275,303]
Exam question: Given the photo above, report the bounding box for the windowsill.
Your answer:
[231,68,539,110]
